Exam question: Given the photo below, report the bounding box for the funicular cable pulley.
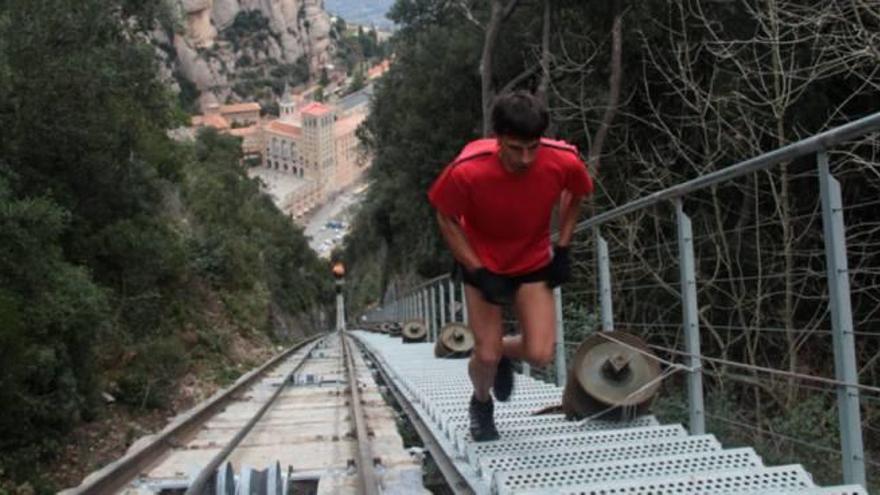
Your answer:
[434,322,474,358]
[563,331,661,421]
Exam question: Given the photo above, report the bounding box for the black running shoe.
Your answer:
[469,395,499,442]
[493,356,515,401]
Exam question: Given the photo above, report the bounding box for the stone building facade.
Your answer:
[192,86,371,220]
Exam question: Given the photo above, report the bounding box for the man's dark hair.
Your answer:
[491,91,549,139]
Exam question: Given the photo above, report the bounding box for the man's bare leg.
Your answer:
[464,284,504,402]
[503,282,557,367]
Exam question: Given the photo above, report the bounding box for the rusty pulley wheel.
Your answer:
[386,322,402,336]
[401,319,427,343]
[562,331,661,421]
[434,323,474,358]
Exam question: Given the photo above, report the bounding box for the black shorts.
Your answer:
[455,262,551,288]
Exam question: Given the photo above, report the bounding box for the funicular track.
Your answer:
[352,329,869,495]
[64,333,424,495]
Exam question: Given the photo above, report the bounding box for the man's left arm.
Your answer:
[556,190,584,247]
[547,152,593,287]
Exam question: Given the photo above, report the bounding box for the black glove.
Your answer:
[470,267,516,306]
[546,244,571,288]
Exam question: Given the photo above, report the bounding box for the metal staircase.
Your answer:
[353,332,867,495]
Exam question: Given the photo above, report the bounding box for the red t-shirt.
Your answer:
[428,138,593,275]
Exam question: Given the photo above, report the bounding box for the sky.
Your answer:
[324,0,395,29]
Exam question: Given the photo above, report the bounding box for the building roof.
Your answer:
[192,113,230,130]
[229,125,259,137]
[339,86,372,112]
[221,102,261,114]
[368,59,391,79]
[301,102,333,116]
[265,120,302,137]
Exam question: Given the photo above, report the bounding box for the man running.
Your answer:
[427,91,594,441]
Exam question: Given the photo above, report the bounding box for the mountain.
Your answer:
[325,0,395,29]
[155,0,336,111]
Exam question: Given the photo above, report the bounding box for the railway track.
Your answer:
[63,333,425,494]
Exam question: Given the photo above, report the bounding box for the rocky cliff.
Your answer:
[155,0,335,110]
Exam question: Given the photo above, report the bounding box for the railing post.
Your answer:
[439,279,447,329]
[675,198,705,435]
[461,282,469,325]
[423,289,430,326]
[595,228,614,332]
[448,278,456,322]
[554,286,566,387]
[818,150,866,487]
[429,285,437,341]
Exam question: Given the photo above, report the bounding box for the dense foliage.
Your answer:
[0,0,331,489]
[344,0,880,487]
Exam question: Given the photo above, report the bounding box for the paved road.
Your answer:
[304,183,368,258]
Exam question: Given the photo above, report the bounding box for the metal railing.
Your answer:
[362,111,880,488]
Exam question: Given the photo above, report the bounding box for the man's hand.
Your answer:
[471,268,516,306]
[546,245,571,288]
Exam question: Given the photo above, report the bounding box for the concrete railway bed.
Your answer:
[63,333,426,495]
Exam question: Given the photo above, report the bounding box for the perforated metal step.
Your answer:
[465,424,688,464]
[478,434,722,481]
[523,465,815,494]
[452,415,660,453]
[494,448,762,494]
[748,487,867,495]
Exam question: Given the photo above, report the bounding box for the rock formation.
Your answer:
[157,0,334,110]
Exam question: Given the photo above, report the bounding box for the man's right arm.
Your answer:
[435,211,482,271]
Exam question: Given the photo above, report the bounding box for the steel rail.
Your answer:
[185,335,324,495]
[351,335,475,495]
[572,111,880,234]
[61,333,324,495]
[341,332,381,495]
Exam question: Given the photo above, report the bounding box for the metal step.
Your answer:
[478,434,722,480]
[451,415,659,453]
[746,487,867,495]
[518,464,815,494]
[494,448,763,495]
[465,424,687,465]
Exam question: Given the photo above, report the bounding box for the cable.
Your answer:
[645,343,880,395]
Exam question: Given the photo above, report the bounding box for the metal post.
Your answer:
[675,198,705,435]
[422,289,429,325]
[439,279,447,329]
[818,150,866,486]
[553,287,566,387]
[448,278,457,323]
[461,282,469,325]
[335,280,346,332]
[429,285,437,342]
[595,228,614,332]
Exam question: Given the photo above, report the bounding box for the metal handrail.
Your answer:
[573,111,880,233]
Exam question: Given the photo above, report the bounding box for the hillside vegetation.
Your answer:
[0,1,331,491]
